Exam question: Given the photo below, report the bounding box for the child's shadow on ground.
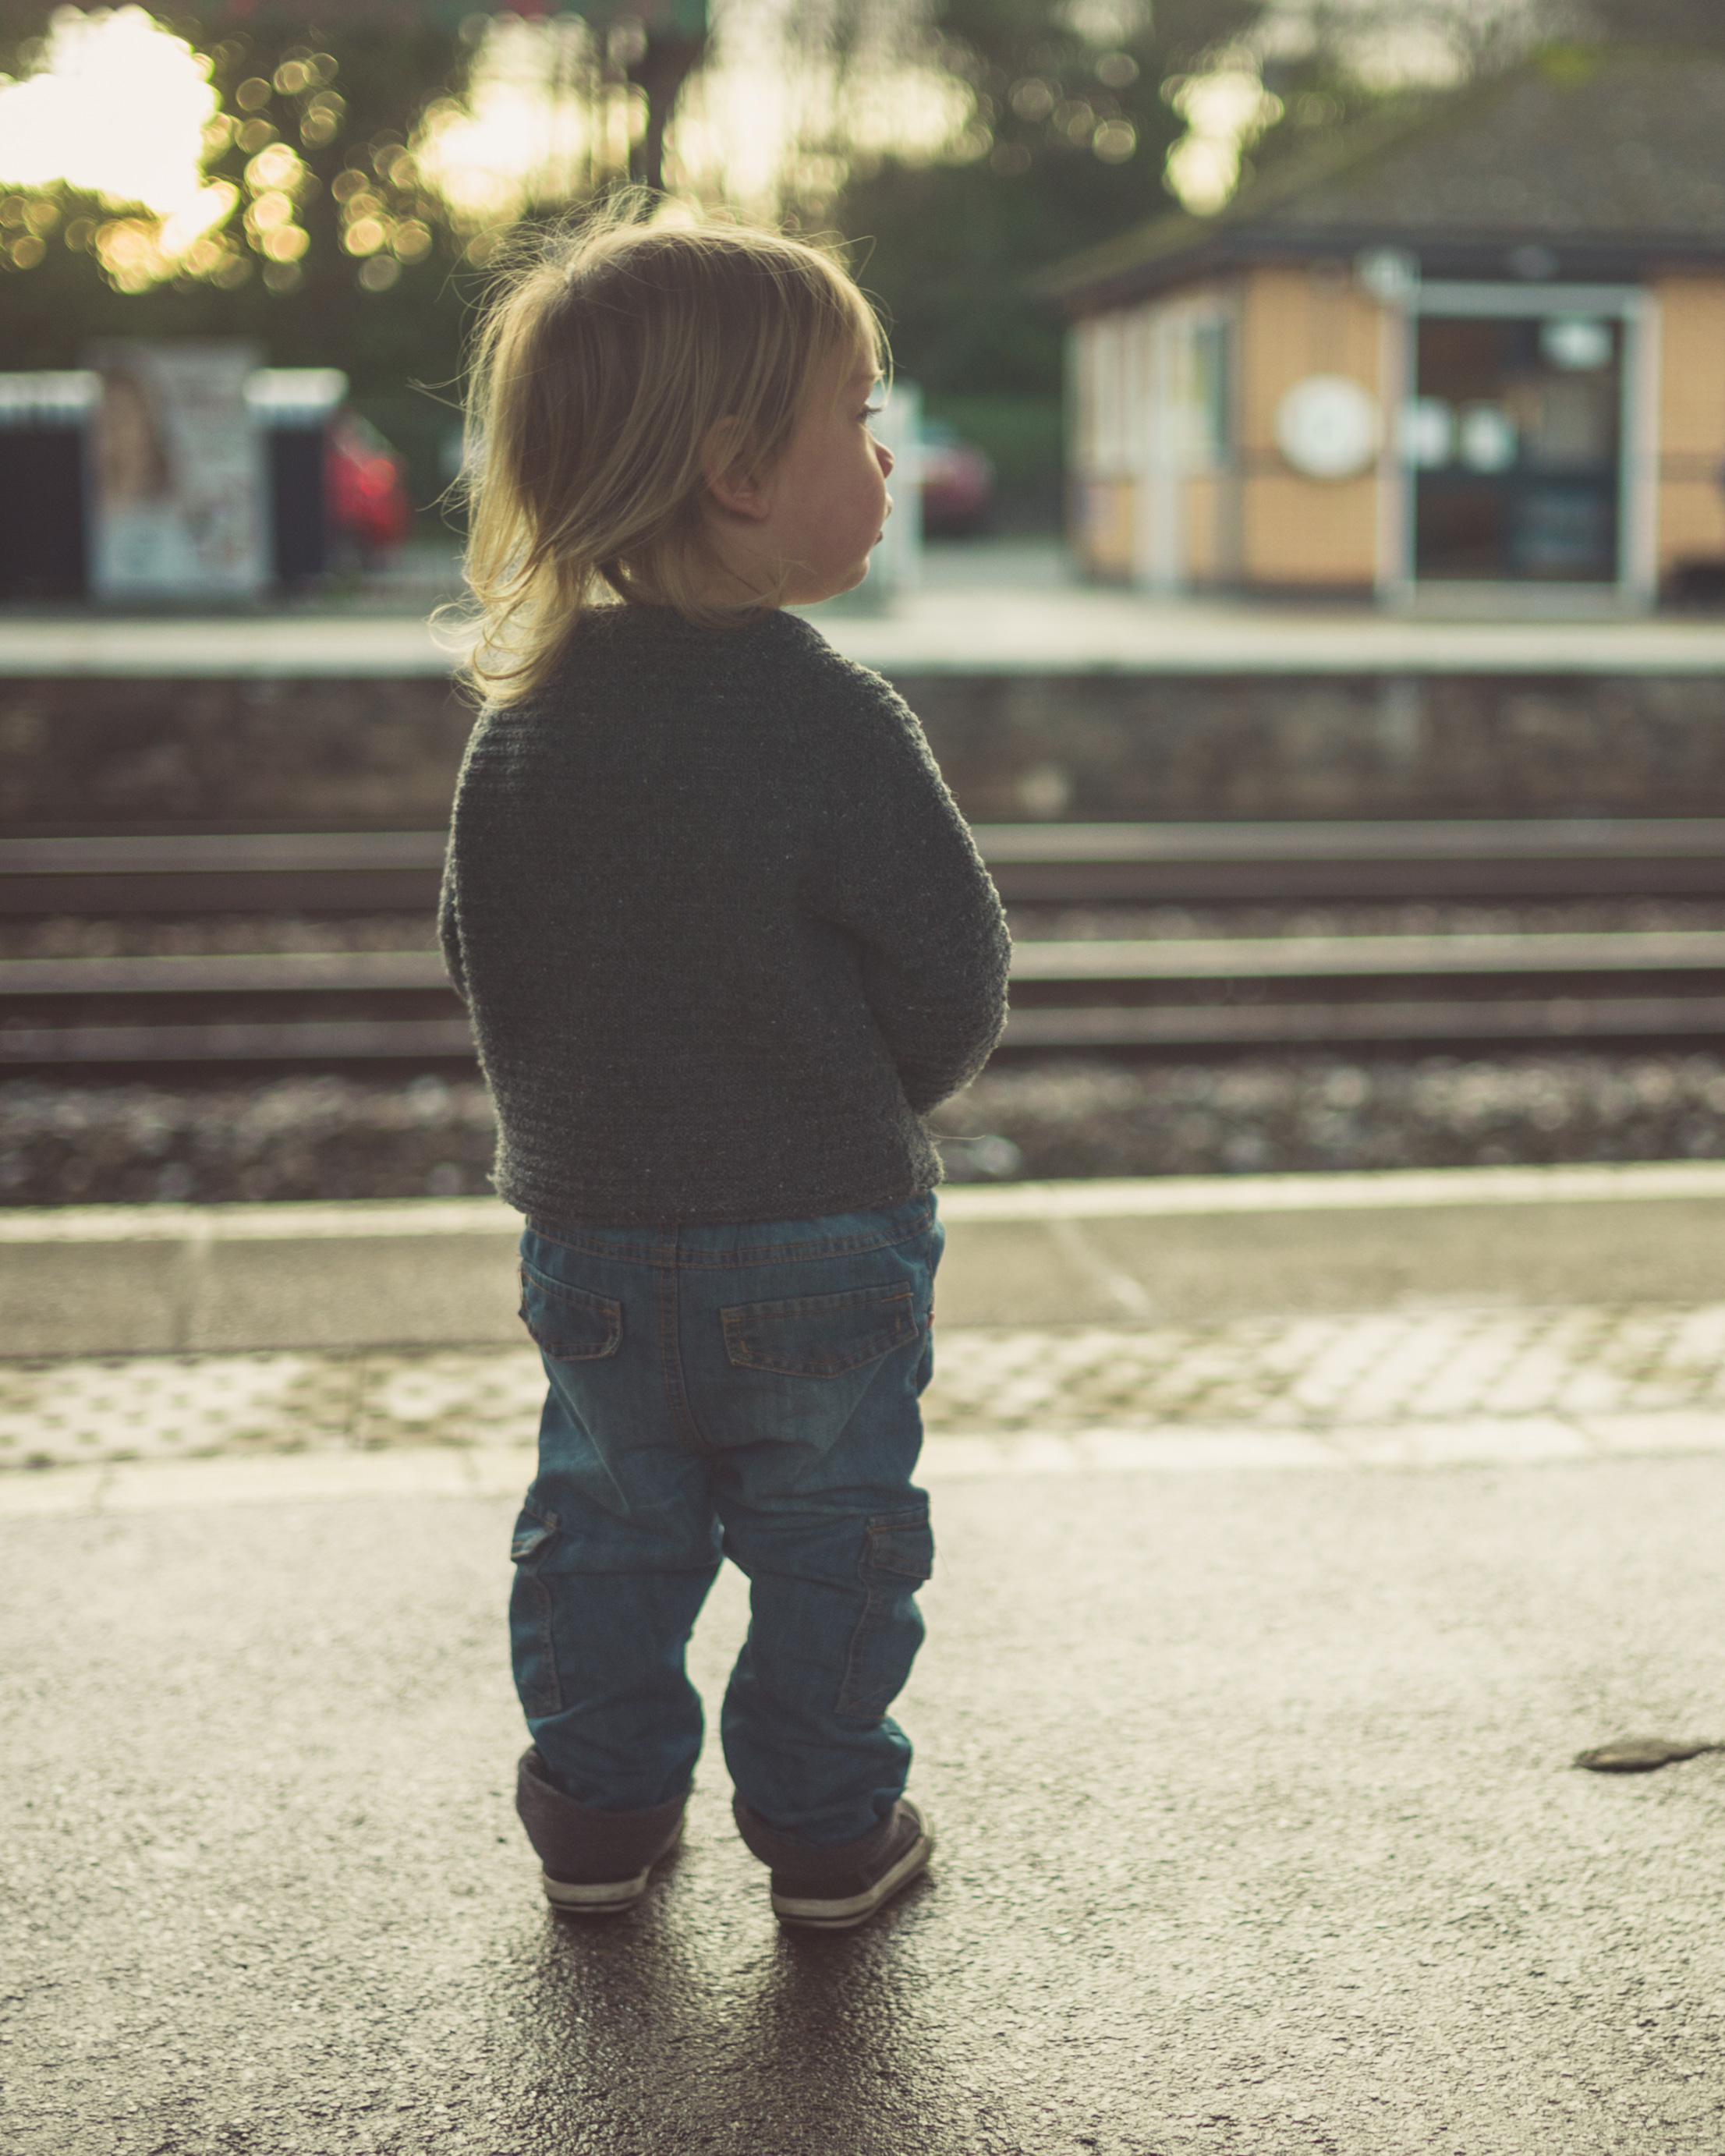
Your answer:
[495,1846,998,2153]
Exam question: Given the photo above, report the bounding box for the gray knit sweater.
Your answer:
[437,604,1011,1226]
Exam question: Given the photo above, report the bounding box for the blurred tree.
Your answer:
[615,1,709,191]
[0,7,476,506]
[0,4,706,505]
[831,0,1263,401]
[1273,0,1725,75]
[0,1,709,287]
[1563,0,1725,42]
[1269,1,1552,80]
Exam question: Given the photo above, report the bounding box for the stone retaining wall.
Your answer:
[5,670,1725,831]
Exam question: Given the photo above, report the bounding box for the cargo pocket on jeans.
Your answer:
[509,1503,562,1718]
[836,1508,935,1722]
[519,1266,622,1365]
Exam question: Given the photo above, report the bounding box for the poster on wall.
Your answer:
[85,342,265,600]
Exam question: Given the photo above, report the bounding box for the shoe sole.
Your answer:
[542,1869,650,1914]
[540,1820,682,1915]
[770,1827,934,1931]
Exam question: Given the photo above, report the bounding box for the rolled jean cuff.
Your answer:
[516,1747,688,1882]
[732,1793,899,1878]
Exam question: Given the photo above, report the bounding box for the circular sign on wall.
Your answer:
[1274,374,1383,480]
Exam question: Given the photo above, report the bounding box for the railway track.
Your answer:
[11,819,1725,912]
[7,822,1725,1067]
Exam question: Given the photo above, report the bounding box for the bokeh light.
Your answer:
[669,0,976,214]
[0,7,214,215]
[1163,64,1283,214]
[0,5,251,286]
[412,16,612,240]
[410,0,979,245]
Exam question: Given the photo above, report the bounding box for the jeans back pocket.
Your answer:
[721,1284,917,1378]
[519,1265,623,1364]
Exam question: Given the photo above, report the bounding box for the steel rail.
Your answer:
[0,834,448,872]
[10,934,1725,1062]
[0,1020,477,1064]
[12,997,1725,1064]
[1011,931,1725,981]
[1000,998,1725,1049]
[5,820,1725,912]
[7,820,1725,874]
[0,951,452,994]
[972,820,1725,862]
[10,929,1725,997]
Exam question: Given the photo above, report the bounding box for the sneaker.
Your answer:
[766,1800,934,1931]
[540,1813,683,1917]
[515,1747,686,1917]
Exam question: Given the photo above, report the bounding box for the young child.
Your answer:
[439,205,1010,1931]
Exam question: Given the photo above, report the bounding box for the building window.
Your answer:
[1189,317,1232,466]
[1412,313,1623,582]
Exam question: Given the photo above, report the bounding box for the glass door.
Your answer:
[1409,312,1624,583]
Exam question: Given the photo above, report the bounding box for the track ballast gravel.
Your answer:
[8,1051,1725,1207]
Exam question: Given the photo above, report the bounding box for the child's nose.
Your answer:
[875,441,894,479]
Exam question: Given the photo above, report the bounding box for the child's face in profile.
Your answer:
[710,342,894,607]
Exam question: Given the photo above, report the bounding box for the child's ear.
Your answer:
[700,417,772,521]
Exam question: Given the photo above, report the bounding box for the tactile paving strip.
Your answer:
[7,1303,1725,1471]
[927,1305,1725,1431]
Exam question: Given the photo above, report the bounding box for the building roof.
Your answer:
[1046,48,1725,312]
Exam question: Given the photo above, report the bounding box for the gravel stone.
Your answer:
[7,1050,1725,1205]
[0,1074,498,1206]
[933,1051,1725,1181]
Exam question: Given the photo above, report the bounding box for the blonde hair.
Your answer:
[456,198,885,703]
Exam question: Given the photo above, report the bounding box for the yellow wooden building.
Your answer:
[1045,48,1725,607]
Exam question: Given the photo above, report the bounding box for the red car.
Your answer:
[919,420,995,536]
[326,411,413,555]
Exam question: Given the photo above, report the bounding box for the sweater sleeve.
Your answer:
[806,663,1011,1113]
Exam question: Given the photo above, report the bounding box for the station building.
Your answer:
[1045,48,1725,607]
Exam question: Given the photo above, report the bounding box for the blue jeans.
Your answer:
[509,1195,941,1850]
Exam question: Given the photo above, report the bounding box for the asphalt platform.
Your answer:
[5,1287,1725,2151]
